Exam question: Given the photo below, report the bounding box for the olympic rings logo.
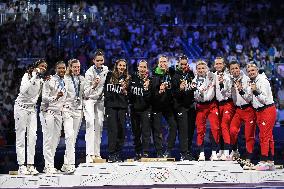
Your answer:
[150,168,170,182]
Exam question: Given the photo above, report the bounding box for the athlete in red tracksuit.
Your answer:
[229,61,256,163]
[246,63,276,171]
[192,60,220,161]
[214,57,235,160]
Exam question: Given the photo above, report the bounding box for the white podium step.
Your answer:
[1,161,284,188]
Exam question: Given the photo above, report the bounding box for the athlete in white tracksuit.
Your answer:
[192,60,220,161]
[246,63,276,170]
[84,51,108,163]
[14,60,47,175]
[62,59,85,173]
[42,61,66,174]
[229,62,256,163]
[214,57,235,160]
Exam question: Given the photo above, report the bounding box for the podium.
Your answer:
[1,161,284,188]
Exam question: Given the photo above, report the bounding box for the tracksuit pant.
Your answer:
[106,107,127,155]
[42,110,62,167]
[14,104,37,165]
[152,109,177,154]
[196,101,220,151]
[130,108,151,154]
[40,111,47,165]
[256,105,276,160]
[218,100,235,149]
[230,105,256,157]
[62,108,82,165]
[174,108,191,153]
[84,100,104,161]
[187,106,196,153]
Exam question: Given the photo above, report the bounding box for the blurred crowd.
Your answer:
[0,0,284,172]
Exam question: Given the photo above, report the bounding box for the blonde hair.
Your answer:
[196,60,208,68]
[158,54,169,61]
[66,59,80,76]
[214,57,224,64]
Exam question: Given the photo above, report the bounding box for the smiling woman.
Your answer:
[66,59,81,76]
[41,60,66,174]
[61,58,85,174]
[104,58,130,162]
[14,59,48,175]
[128,59,151,159]
[193,60,220,161]
[246,62,277,171]
[83,49,109,163]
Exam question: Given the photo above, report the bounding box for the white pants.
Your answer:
[84,100,104,159]
[43,111,62,167]
[63,108,82,165]
[39,112,47,164]
[14,104,37,165]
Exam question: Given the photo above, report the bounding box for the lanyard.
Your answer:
[94,65,102,75]
[71,75,80,97]
[55,75,65,91]
[58,78,65,89]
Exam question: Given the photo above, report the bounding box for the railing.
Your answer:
[0,11,101,25]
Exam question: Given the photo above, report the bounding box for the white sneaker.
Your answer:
[61,164,68,172]
[243,164,255,170]
[267,162,276,171]
[198,153,206,161]
[18,165,30,175]
[254,162,270,171]
[65,164,76,174]
[27,165,39,175]
[94,155,102,159]
[210,154,219,161]
[242,159,255,170]
[219,154,232,161]
[86,155,93,163]
[230,150,240,160]
[46,167,61,174]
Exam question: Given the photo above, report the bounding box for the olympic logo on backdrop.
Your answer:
[149,168,170,182]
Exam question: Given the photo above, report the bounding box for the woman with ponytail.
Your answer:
[84,50,109,163]
[171,55,195,160]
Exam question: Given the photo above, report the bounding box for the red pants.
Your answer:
[230,106,256,153]
[196,101,220,146]
[256,105,276,157]
[218,101,235,145]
